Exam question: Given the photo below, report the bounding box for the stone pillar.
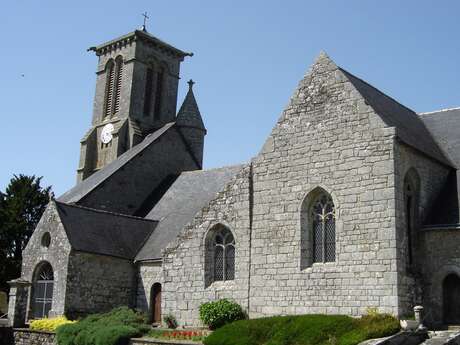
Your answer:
[7,279,31,327]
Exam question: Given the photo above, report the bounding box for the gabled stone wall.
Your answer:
[160,54,407,326]
[20,202,71,318]
[248,54,397,317]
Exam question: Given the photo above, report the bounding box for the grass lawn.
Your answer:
[203,314,400,345]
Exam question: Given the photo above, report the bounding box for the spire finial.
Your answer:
[187,79,195,90]
[141,12,149,31]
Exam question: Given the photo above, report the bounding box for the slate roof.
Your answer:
[55,201,157,259]
[340,68,453,167]
[176,83,206,131]
[59,122,175,204]
[420,108,460,168]
[135,164,244,261]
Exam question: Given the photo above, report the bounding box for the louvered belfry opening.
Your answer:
[31,262,54,319]
[104,60,115,117]
[153,68,163,119]
[113,56,124,115]
[311,192,336,263]
[143,67,154,116]
[103,56,123,118]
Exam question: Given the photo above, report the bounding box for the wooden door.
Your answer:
[151,283,162,324]
[444,274,460,324]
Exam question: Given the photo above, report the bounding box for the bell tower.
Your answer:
[77,27,193,182]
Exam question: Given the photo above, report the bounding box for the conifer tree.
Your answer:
[0,175,51,293]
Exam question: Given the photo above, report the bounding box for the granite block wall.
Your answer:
[419,227,460,326]
[393,143,452,317]
[65,252,135,318]
[248,53,398,318]
[162,165,251,326]
[136,261,163,317]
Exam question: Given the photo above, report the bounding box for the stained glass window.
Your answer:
[213,227,235,282]
[311,193,335,263]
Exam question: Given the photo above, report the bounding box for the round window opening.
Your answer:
[41,232,51,248]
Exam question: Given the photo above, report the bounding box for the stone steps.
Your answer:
[421,331,460,345]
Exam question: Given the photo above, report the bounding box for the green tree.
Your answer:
[0,175,51,293]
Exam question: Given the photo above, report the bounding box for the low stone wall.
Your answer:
[13,329,56,345]
[130,338,202,345]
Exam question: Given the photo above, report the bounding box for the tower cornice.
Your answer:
[88,30,193,60]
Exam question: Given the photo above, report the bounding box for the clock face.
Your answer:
[100,123,114,144]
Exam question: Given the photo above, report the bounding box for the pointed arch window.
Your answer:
[205,224,235,286]
[301,188,336,268]
[312,193,336,263]
[31,262,54,319]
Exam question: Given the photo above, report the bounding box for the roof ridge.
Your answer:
[182,163,246,174]
[419,107,460,116]
[58,122,175,203]
[55,201,158,223]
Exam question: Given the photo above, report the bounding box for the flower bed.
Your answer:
[147,329,210,342]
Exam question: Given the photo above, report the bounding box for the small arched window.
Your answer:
[403,168,419,268]
[31,262,54,319]
[205,224,235,286]
[301,188,336,268]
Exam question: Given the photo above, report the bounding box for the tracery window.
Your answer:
[205,224,235,286]
[311,193,336,263]
[301,188,336,268]
[31,262,54,319]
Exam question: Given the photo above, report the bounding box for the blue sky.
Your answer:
[1,1,459,195]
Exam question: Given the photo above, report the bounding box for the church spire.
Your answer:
[176,79,206,131]
[176,80,206,168]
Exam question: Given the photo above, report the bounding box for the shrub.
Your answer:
[56,306,149,345]
[30,316,75,332]
[163,313,178,329]
[199,299,245,330]
[204,313,400,345]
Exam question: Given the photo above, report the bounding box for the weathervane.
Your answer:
[141,12,149,31]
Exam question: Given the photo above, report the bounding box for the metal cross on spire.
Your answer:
[141,12,149,31]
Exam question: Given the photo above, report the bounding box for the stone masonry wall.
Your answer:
[162,165,251,326]
[248,53,398,317]
[65,252,135,318]
[161,53,402,325]
[20,202,71,318]
[393,143,452,317]
[13,329,55,345]
[419,227,460,326]
[136,261,163,317]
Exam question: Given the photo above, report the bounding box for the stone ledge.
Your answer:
[131,337,203,345]
[14,328,55,335]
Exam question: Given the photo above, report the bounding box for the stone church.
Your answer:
[7,26,460,328]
